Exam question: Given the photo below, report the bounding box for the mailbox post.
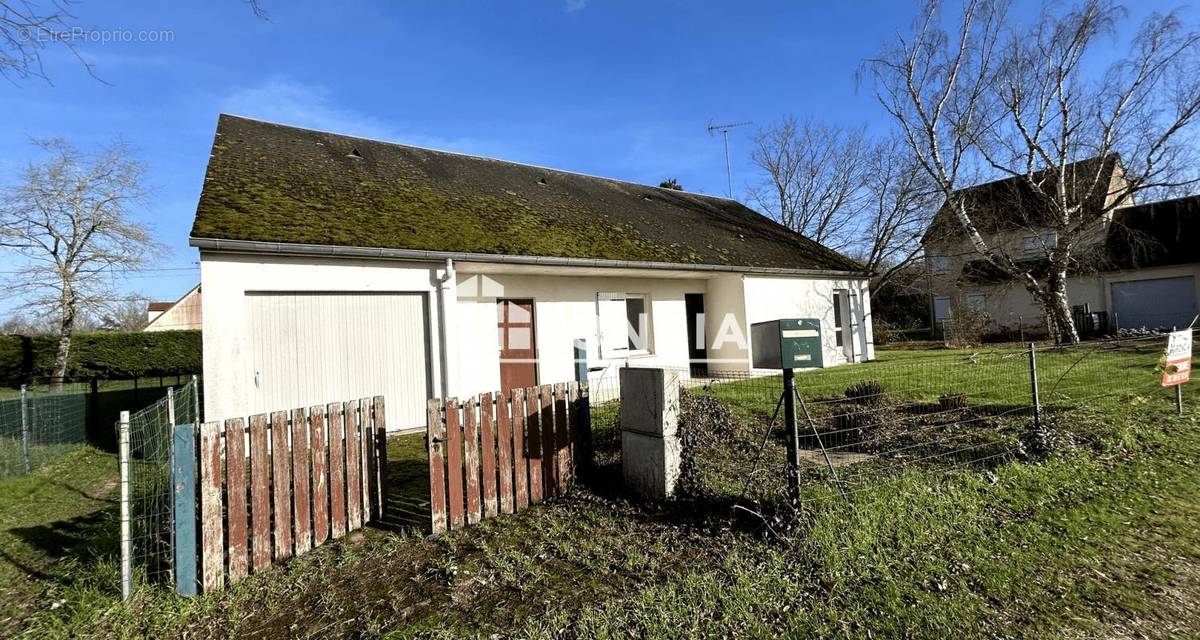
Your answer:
[751,319,824,504]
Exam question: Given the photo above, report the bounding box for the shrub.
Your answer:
[844,379,885,406]
[0,330,201,385]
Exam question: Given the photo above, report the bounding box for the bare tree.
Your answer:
[857,139,940,289]
[0,138,163,383]
[0,0,94,82]
[869,0,1200,342]
[1,1,269,83]
[98,296,149,331]
[748,117,871,250]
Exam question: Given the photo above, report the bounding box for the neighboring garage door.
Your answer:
[245,292,431,431]
[1111,276,1198,329]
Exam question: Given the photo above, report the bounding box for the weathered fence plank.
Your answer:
[199,421,224,592]
[428,398,447,534]
[480,392,498,518]
[225,417,249,583]
[463,397,482,525]
[539,385,555,500]
[249,413,272,571]
[270,411,293,559]
[524,386,543,504]
[291,408,312,555]
[496,391,514,515]
[345,400,363,531]
[358,397,372,522]
[554,384,570,496]
[328,402,347,539]
[446,399,465,529]
[371,396,386,522]
[512,388,530,509]
[310,406,329,546]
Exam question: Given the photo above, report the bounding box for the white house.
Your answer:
[191,115,875,431]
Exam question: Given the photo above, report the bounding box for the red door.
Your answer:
[497,299,538,395]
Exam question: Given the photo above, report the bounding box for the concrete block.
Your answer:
[621,430,682,500]
[618,367,680,437]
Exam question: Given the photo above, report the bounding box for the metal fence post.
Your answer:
[192,375,201,424]
[1028,342,1042,430]
[20,384,31,474]
[119,410,132,602]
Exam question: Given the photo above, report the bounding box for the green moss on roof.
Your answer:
[190,115,864,272]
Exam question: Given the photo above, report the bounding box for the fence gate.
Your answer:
[427,382,589,534]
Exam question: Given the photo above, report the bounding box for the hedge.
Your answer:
[0,330,202,385]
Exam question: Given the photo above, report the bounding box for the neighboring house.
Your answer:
[923,156,1200,334]
[190,115,875,430]
[144,284,203,332]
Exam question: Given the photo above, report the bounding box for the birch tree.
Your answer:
[0,138,163,384]
[869,0,1200,342]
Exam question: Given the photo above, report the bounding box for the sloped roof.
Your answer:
[923,155,1121,245]
[1105,195,1200,270]
[189,115,864,273]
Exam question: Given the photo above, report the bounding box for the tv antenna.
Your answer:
[707,119,752,198]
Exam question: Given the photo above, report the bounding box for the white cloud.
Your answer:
[564,0,589,12]
[218,77,504,156]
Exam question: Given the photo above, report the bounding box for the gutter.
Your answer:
[188,237,871,279]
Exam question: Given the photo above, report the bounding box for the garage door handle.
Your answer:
[254,371,260,388]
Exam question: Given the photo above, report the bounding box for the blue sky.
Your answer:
[1,0,1195,313]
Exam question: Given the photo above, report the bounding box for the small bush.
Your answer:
[939,393,967,410]
[845,380,885,406]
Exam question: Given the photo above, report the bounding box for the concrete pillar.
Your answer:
[620,368,682,499]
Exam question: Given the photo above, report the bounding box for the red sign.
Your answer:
[1161,329,1193,387]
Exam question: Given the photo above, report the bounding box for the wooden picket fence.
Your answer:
[189,397,387,593]
[427,381,589,533]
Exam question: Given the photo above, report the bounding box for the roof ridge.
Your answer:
[217,113,743,205]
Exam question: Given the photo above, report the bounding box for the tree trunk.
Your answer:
[1045,271,1079,344]
[51,289,76,389]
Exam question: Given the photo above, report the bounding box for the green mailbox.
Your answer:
[751,318,824,369]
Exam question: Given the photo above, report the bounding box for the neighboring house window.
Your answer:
[965,292,987,311]
[928,256,950,274]
[933,296,952,321]
[1022,231,1057,257]
[597,293,651,357]
[833,291,845,348]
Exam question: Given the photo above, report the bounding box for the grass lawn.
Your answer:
[6,343,1200,638]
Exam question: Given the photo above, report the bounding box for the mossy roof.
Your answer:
[190,115,864,273]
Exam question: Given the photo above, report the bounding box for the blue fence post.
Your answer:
[172,421,198,596]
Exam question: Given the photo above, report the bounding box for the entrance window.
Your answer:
[597,293,651,357]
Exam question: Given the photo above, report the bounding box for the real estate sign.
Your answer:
[1161,328,1193,387]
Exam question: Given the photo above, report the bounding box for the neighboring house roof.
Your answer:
[1105,194,1200,270]
[189,114,864,274]
[923,155,1121,245]
[144,284,202,332]
[957,194,1200,285]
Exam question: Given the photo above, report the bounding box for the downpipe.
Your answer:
[436,259,455,398]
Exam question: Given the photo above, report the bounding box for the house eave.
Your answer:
[189,237,871,279]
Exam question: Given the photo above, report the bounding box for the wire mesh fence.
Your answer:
[122,377,201,590]
[0,383,89,479]
[589,334,1189,521]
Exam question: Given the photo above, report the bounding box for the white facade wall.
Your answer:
[199,252,447,429]
[454,272,706,399]
[742,275,875,372]
[200,251,875,430]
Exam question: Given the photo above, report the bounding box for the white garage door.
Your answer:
[245,292,431,431]
[1111,276,1198,330]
